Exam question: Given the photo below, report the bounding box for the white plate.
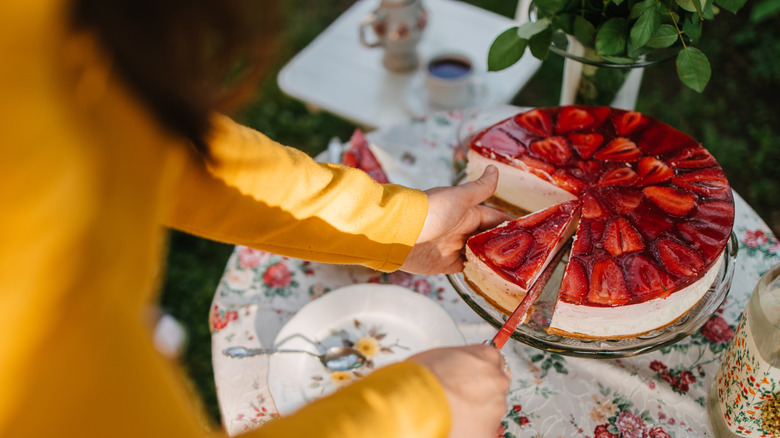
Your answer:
[268,284,465,415]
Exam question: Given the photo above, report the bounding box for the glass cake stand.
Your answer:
[448,233,738,358]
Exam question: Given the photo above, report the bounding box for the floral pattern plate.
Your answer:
[267,283,465,415]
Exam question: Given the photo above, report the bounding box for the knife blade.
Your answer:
[486,247,567,350]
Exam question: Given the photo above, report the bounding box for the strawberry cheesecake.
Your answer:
[463,106,735,340]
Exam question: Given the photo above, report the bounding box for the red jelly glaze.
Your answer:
[467,200,581,290]
[469,106,735,307]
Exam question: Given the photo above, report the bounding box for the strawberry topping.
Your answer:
[625,254,675,299]
[529,136,572,165]
[603,217,644,257]
[514,109,552,137]
[477,128,525,157]
[596,167,640,187]
[568,133,604,159]
[343,129,390,183]
[482,230,534,269]
[555,107,596,133]
[613,110,651,136]
[667,146,717,169]
[636,156,674,187]
[559,257,589,304]
[672,168,730,197]
[642,186,696,216]
[657,238,705,277]
[595,138,642,162]
[588,256,630,306]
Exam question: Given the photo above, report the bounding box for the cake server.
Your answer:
[486,248,567,350]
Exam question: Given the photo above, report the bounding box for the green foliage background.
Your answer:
[159,0,779,427]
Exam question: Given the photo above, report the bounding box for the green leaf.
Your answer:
[683,14,702,42]
[676,46,711,92]
[595,18,628,56]
[573,15,597,46]
[487,27,528,71]
[517,18,552,39]
[750,0,780,22]
[647,24,679,48]
[715,0,747,13]
[529,28,553,60]
[553,13,575,35]
[535,0,569,14]
[675,0,701,12]
[630,0,656,19]
[630,4,662,49]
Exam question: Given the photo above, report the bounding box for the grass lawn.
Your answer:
[159,0,779,427]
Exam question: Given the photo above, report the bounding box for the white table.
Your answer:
[277,0,542,129]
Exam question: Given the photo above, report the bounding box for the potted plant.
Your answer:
[488,0,748,98]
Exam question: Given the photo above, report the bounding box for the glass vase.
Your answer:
[528,3,676,109]
[707,262,780,437]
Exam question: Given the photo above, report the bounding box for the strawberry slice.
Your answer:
[552,170,587,195]
[343,129,390,183]
[594,137,642,162]
[568,133,604,159]
[642,186,696,216]
[667,146,717,169]
[477,128,525,157]
[657,238,705,277]
[588,256,630,306]
[514,109,552,137]
[555,107,595,133]
[676,200,735,260]
[598,186,643,214]
[625,254,675,299]
[559,257,589,304]
[595,167,639,187]
[482,230,534,269]
[672,168,730,197]
[603,217,644,257]
[613,110,651,136]
[529,136,572,165]
[636,156,674,187]
[581,192,607,219]
[572,220,593,254]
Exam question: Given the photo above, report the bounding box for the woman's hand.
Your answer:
[407,344,510,438]
[400,165,511,275]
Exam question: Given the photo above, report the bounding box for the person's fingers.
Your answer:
[475,204,512,230]
[455,165,499,206]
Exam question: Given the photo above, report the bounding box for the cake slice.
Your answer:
[464,200,581,315]
[342,129,390,183]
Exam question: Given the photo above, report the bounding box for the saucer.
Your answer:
[403,72,491,117]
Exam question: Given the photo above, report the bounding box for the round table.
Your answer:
[209,106,780,437]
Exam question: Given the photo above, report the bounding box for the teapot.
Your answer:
[359,0,427,72]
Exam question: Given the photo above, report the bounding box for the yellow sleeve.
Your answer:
[256,363,451,438]
[164,114,428,272]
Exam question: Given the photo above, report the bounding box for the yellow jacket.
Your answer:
[0,2,450,437]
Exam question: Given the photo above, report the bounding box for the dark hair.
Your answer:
[69,0,281,158]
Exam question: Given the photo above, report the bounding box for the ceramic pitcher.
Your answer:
[359,0,427,72]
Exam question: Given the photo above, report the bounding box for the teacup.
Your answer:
[424,53,475,109]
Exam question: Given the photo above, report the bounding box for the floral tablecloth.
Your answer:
[210,106,780,437]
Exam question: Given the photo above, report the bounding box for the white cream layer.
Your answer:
[466,149,577,213]
[548,254,724,339]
